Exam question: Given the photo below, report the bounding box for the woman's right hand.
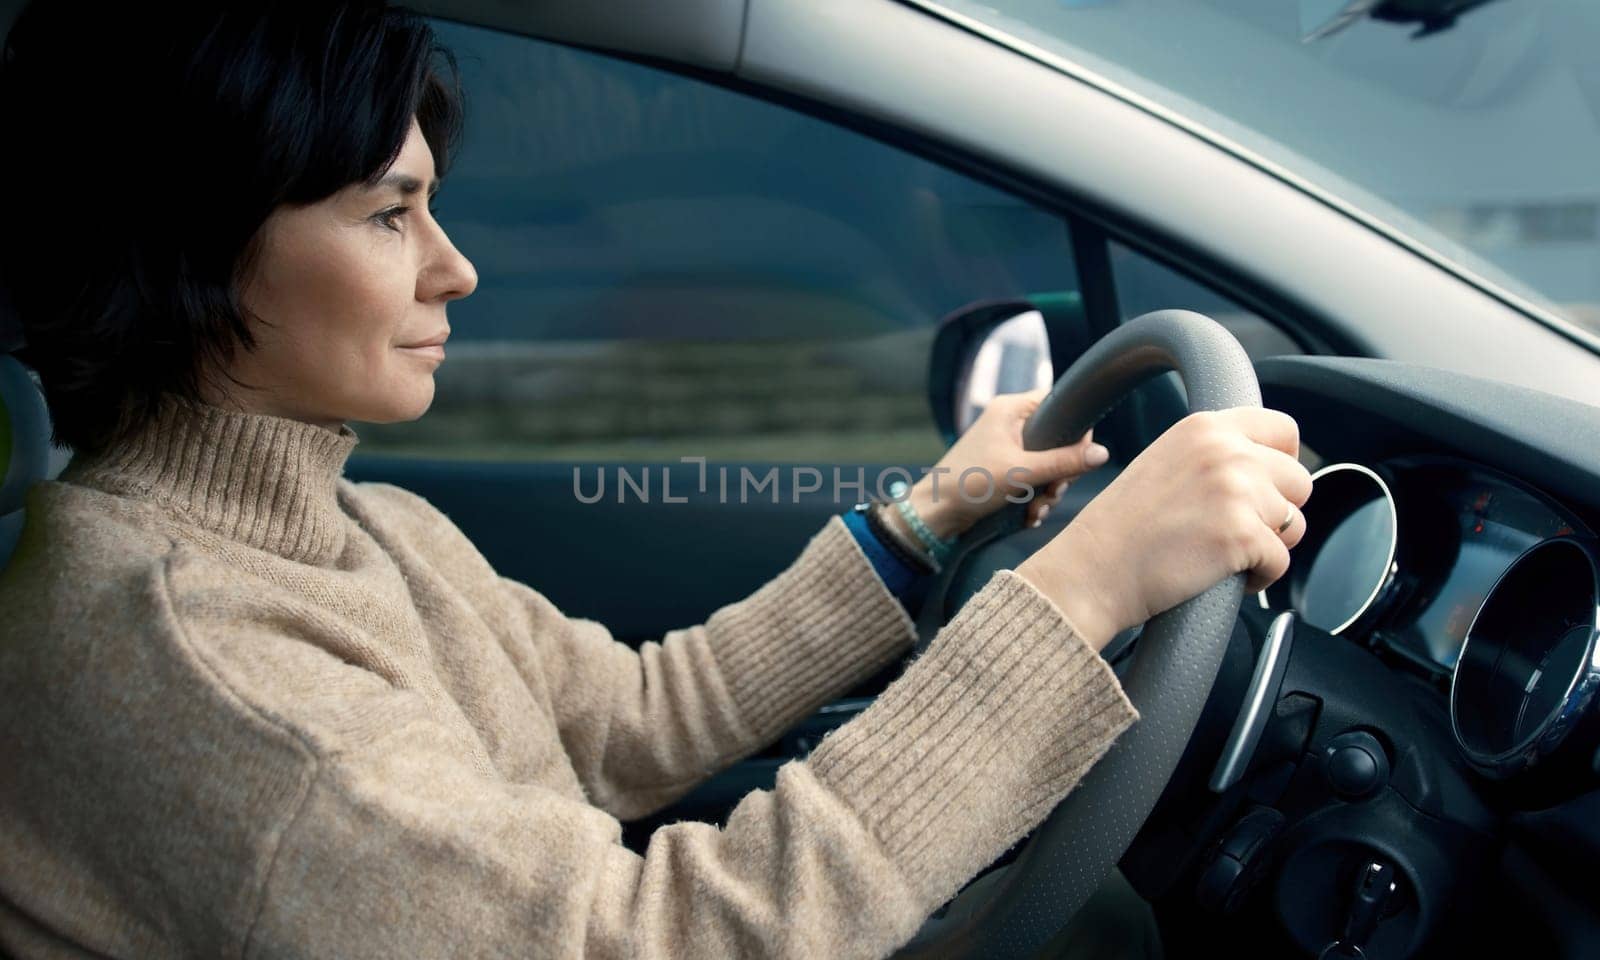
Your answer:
[1016,408,1314,651]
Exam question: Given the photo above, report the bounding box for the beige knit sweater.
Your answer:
[0,399,1139,959]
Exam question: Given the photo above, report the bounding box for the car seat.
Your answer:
[0,294,55,571]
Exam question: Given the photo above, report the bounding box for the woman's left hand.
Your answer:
[894,388,1110,542]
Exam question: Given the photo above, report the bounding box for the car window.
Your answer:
[1097,240,1303,458]
[1109,240,1303,361]
[941,0,1600,343]
[356,22,1081,463]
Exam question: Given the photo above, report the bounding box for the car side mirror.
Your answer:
[927,293,1092,444]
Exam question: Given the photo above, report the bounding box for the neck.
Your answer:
[63,395,362,565]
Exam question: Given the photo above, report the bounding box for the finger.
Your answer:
[1280,501,1307,550]
[1003,387,1050,417]
[1027,478,1072,527]
[1247,445,1314,507]
[1027,433,1108,482]
[1251,470,1301,536]
[1259,497,1306,550]
[1215,407,1299,458]
[1020,482,1052,523]
[1245,532,1292,595]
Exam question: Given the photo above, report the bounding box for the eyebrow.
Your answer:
[370,172,440,196]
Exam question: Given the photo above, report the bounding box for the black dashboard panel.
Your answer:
[1379,458,1586,672]
[1257,357,1600,676]
[1255,356,1600,528]
[1128,357,1600,955]
[1256,357,1600,786]
[1258,456,1589,674]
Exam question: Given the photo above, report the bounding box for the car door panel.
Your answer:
[346,456,926,643]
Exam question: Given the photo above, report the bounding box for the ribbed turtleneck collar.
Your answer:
[61,397,361,565]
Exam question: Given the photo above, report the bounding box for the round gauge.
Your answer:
[1451,536,1600,778]
[1260,463,1400,635]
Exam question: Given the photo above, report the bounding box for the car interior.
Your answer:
[4,1,1600,958]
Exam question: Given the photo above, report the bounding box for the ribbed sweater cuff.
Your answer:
[709,516,918,745]
[805,569,1140,909]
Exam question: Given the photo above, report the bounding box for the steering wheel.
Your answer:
[896,310,1261,958]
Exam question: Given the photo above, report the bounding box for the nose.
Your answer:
[419,223,478,303]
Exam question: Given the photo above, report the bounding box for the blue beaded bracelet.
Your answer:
[887,479,958,564]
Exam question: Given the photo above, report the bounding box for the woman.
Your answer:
[0,3,1311,958]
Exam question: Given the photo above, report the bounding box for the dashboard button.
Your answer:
[1325,731,1390,799]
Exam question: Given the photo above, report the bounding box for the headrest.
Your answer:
[0,353,51,517]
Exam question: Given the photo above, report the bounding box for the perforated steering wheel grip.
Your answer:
[899,310,1260,958]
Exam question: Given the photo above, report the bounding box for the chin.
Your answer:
[351,377,436,425]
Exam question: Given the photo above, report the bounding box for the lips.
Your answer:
[400,329,450,349]
[398,328,449,364]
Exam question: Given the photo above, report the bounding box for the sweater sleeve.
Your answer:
[352,483,921,820]
[248,569,1140,960]
[497,516,921,819]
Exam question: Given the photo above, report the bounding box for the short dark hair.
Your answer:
[0,1,463,455]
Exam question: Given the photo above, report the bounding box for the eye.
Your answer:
[373,204,410,232]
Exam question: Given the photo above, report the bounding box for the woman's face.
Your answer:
[213,118,478,429]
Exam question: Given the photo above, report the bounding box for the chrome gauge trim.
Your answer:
[1258,462,1400,636]
[1450,536,1600,778]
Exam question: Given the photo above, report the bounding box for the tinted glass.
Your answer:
[357,22,1080,462]
[946,0,1600,341]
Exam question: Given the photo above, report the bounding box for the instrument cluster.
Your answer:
[1260,456,1600,779]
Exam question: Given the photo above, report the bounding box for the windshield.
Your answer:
[935,0,1600,340]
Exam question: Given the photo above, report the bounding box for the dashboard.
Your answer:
[1261,457,1589,672]
[1257,356,1600,788]
[1259,455,1599,780]
[1386,463,1583,671]
[1121,355,1600,957]
[946,354,1600,954]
